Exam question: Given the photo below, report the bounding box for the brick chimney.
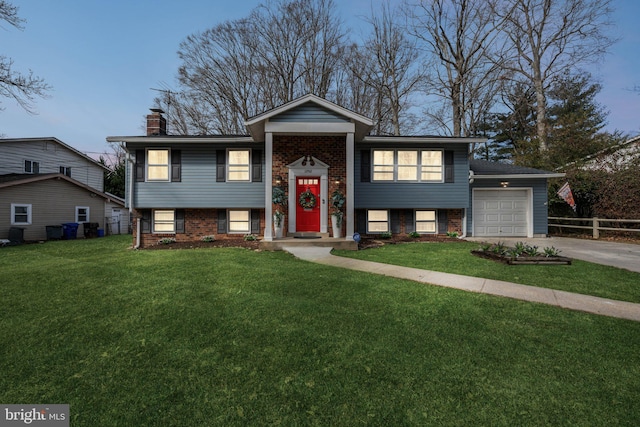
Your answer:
[146,108,167,136]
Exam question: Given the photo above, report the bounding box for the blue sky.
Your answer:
[2,0,639,157]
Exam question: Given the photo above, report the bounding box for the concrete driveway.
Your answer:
[467,236,640,273]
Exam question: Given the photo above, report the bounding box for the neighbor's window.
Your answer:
[147,149,170,181]
[373,150,394,181]
[421,151,443,181]
[228,210,250,233]
[76,207,90,223]
[153,210,175,233]
[228,150,250,181]
[415,210,437,233]
[11,204,32,225]
[24,160,40,174]
[367,210,389,233]
[60,166,71,177]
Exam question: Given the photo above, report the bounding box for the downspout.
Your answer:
[125,146,140,249]
[460,170,473,239]
[135,217,141,250]
[460,208,467,239]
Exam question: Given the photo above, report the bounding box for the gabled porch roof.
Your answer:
[245,94,375,141]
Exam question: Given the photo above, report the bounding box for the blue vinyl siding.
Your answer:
[468,178,549,235]
[270,102,351,123]
[130,144,265,209]
[355,143,470,209]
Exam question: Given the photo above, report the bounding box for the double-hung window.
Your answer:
[415,210,437,233]
[367,210,389,233]
[76,207,90,223]
[11,204,32,225]
[228,210,250,233]
[373,150,394,181]
[421,151,443,181]
[60,166,72,177]
[153,210,175,233]
[228,150,250,181]
[371,150,443,182]
[147,149,170,181]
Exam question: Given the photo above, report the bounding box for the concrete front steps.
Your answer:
[259,232,358,251]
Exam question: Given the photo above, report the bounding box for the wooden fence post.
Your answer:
[593,217,599,239]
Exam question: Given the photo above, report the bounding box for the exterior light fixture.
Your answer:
[500,181,509,188]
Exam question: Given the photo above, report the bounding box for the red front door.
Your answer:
[296,177,321,232]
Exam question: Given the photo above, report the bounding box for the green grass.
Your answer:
[335,241,640,303]
[1,236,640,426]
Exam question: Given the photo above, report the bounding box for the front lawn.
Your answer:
[1,236,639,426]
[335,240,640,303]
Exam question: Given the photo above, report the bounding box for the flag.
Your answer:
[557,182,576,211]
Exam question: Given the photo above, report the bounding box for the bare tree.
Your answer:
[495,0,616,153]
[406,0,504,144]
[0,1,50,114]
[361,2,422,135]
[173,0,346,134]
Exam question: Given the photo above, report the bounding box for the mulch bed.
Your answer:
[357,235,464,250]
[144,239,261,250]
[471,250,572,265]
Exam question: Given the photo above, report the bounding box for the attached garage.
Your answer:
[473,189,531,237]
[467,160,565,238]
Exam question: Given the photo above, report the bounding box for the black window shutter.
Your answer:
[361,150,371,182]
[404,210,415,233]
[141,210,151,233]
[356,210,367,234]
[217,210,227,234]
[438,210,448,234]
[444,151,454,183]
[175,209,185,233]
[390,210,401,234]
[216,150,226,182]
[33,162,39,174]
[135,150,145,182]
[171,150,181,182]
[252,150,262,182]
[251,210,260,234]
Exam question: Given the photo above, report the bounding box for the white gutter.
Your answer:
[472,173,565,179]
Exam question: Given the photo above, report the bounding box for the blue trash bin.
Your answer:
[62,223,79,240]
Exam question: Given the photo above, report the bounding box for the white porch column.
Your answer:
[345,131,355,240]
[264,132,273,241]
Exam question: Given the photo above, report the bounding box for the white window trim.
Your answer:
[366,209,389,234]
[146,148,170,182]
[415,210,437,234]
[371,149,444,183]
[152,209,176,234]
[24,160,39,174]
[227,149,251,182]
[75,206,90,223]
[228,209,251,234]
[11,203,32,225]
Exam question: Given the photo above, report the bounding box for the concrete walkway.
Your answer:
[282,246,640,322]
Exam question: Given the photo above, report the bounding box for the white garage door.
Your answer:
[473,189,529,237]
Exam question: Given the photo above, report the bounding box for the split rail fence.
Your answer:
[548,217,640,239]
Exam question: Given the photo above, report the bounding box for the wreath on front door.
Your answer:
[298,189,317,209]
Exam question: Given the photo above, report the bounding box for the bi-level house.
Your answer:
[107,94,562,249]
[0,137,126,242]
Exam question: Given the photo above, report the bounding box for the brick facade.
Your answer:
[272,135,347,236]
[132,208,265,248]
